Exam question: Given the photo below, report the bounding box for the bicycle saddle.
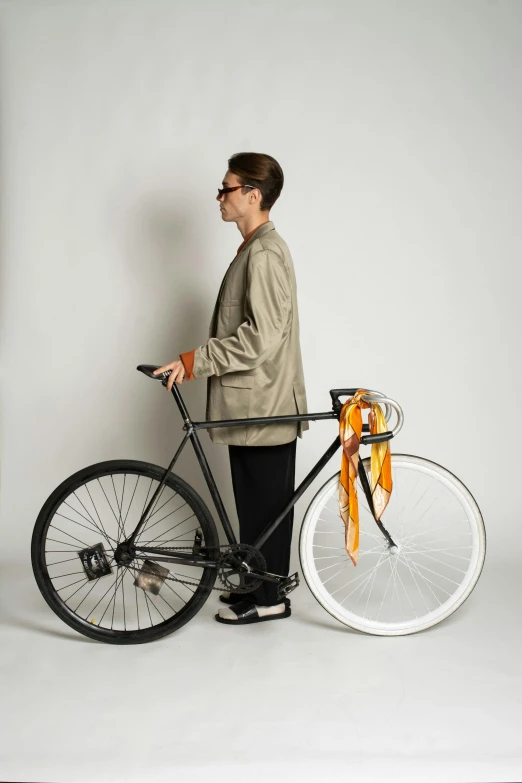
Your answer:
[137,364,172,381]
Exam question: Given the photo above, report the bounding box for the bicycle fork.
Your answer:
[357,459,398,550]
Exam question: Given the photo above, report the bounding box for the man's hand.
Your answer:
[152,360,187,391]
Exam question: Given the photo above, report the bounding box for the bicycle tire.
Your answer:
[31,459,220,644]
[299,453,486,636]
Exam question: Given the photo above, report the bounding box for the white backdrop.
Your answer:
[1,0,521,574]
[2,3,522,783]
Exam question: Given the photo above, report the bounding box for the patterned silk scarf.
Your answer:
[339,389,393,565]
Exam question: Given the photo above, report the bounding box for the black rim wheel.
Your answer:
[31,460,219,644]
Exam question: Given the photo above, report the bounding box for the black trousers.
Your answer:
[228,438,297,606]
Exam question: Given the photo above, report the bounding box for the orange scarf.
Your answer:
[339,389,393,565]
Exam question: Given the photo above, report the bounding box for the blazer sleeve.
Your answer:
[191,249,291,378]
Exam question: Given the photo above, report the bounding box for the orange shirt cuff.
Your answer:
[179,349,196,380]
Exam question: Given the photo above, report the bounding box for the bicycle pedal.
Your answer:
[276,572,299,599]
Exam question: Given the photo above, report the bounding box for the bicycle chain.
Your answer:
[131,543,265,593]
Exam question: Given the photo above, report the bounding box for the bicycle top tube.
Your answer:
[136,365,403,442]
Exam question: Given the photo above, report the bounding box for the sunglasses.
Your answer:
[217,185,257,198]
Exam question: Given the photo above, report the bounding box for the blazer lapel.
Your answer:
[208,221,275,337]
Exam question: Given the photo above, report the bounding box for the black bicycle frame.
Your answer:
[126,378,396,569]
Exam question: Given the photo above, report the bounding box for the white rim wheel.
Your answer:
[299,454,485,636]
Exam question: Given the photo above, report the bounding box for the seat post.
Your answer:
[170,383,193,425]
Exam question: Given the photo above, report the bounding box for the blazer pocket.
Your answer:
[221,374,254,388]
[219,298,242,305]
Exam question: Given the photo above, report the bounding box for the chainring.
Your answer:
[217,544,267,594]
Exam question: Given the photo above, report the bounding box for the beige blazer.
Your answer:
[191,220,309,446]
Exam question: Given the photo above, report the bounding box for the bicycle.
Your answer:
[31,365,486,644]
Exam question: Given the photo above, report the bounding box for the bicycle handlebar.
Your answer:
[329,389,404,444]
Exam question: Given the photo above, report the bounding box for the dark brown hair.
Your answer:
[228,152,284,212]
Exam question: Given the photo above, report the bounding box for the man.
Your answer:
[153,152,309,625]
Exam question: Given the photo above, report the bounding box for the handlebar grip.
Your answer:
[361,431,394,445]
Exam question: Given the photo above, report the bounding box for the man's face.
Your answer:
[217,169,262,222]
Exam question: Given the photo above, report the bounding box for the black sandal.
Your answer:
[214,599,291,625]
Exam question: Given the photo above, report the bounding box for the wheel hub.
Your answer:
[114,542,135,566]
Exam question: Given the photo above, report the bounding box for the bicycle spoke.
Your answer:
[302,456,484,633]
[35,465,218,640]
[135,497,185,540]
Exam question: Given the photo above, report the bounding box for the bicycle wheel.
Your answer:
[31,459,219,644]
[299,453,485,636]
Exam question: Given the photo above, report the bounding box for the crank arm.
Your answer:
[239,567,283,584]
[240,567,300,593]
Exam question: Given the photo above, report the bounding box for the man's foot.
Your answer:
[214,599,291,625]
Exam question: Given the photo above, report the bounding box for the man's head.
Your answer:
[217,152,284,223]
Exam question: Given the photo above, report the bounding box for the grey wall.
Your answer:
[1,0,521,568]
